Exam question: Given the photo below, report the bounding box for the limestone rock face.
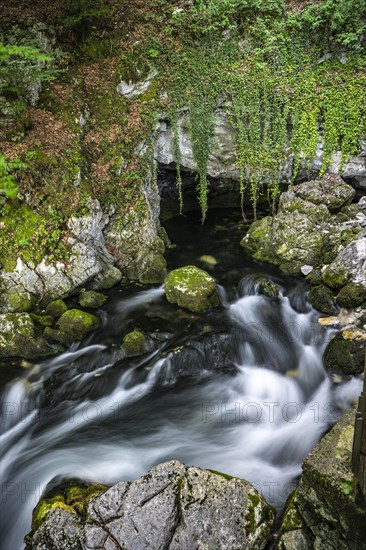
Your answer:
[104,166,166,284]
[27,461,275,550]
[0,313,60,358]
[0,184,165,312]
[165,265,220,312]
[155,111,366,190]
[277,408,366,549]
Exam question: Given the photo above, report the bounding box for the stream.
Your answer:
[0,209,362,549]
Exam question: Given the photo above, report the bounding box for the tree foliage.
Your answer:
[0,41,58,117]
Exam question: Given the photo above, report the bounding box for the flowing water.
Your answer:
[0,209,362,549]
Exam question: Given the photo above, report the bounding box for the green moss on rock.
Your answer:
[137,251,167,284]
[30,314,55,328]
[324,332,365,375]
[2,291,37,313]
[256,278,280,298]
[79,290,107,309]
[164,265,219,313]
[336,283,366,309]
[57,309,101,340]
[121,329,146,357]
[45,300,68,318]
[31,481,108,532]
[307,285,337,315]
[322,266,349,290]
[0,313,60,359]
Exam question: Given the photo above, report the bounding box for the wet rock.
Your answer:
[56,309,101,341]
[45,299,68,318]
[168,332,237,379]
[324,330,366,375]
[277,408,366,549]
[307,285,337,315]
[256,277,280,298]
[27,461,275,550]
[336,282,366,308]
[0,313,60,359]
[78,290,107,309]
[165,265,220,312]
[294,174,355,213]
[120,329,147,358]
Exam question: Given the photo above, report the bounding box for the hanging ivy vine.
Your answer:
[145,0,366,221]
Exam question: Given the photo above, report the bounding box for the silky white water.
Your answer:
[0,282,361,550]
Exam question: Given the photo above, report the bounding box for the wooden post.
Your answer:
[358,349,366,501]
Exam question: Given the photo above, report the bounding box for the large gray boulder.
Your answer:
[27,461,275,550]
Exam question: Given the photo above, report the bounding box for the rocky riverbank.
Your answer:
[25,407,363,550]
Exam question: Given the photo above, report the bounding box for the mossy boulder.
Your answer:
[324,330,366,375]
[120,329,147,358]
[45,299,68,318]
[241,186,362,278]
[336,283,366,309]
[56,309,101,341]
[240,192,334,276]
[307,285,337,315]
[278,407,366,549]
[78,290,107,309]
[165,266,220,312]
[0,313,60,359]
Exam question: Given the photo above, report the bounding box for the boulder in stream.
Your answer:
[165,265,220,312]
[27,460,275,550]
[44,309,101,345]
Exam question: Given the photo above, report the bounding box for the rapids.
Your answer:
[0,209,362,549]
